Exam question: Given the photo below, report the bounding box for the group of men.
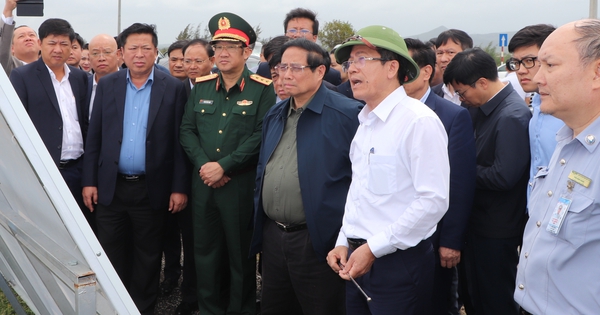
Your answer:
[1,0,600,313]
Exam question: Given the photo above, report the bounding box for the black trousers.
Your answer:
[260,219,345,315]
[96,178,165,315]
[59,157,96,233]
[162,205,197,303]
[459,233,521,315]
[346,239,434,315]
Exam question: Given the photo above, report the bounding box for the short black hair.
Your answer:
[168,40,189,55]
[82,43,89,50]
[279,38,329,73]
[73,33,85,48]
[435,29,473,51]
[182,38,214,58]
[264,35,292,63]
[443,48,498,86]
[284,8,319,35]
[508,24,556,53]
[38,18,75,42]
[426,38,437,49]
[118,23,158,48]
[405,38,436,84]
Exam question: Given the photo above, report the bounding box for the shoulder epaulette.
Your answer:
[195,73,219,83]
[249,74,272,86]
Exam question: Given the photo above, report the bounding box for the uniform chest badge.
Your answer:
[237,100,253,106]
[199,99,214,105]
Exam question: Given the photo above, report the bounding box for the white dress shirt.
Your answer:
[89,73,99,119]
[335,86,450,258]
[441,83,461,105]
[47,64,84,160]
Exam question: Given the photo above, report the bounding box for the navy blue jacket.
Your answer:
[250,84,362,260]
[82,69,190,209]
[10,58,89,166]
[424,92,477,250]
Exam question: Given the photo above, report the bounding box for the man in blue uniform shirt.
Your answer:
[515,19,600,315]
[507,24,563,201]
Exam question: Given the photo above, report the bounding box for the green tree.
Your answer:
[319,20,355,51]
[254,24,263,43]
[176,23,209,41]
[479,41,508,66]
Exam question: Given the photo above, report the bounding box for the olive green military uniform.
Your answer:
[180,64,275,314]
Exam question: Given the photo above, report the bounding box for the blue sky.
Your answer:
[14,0,594,46]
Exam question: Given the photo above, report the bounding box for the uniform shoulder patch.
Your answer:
[195,73,219,83]
[249,74,272,86]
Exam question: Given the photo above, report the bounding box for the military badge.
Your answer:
[237,100,253,106]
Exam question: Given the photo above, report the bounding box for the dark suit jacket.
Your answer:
[184,78,192,98]
[10,58,89,166]
[424,92,476,250]
[82,69,189,209]
[250,83,362,260]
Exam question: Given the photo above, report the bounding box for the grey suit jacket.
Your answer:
[0,18,24,76]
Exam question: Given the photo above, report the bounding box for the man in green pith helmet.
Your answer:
[179,11,276,315]
[326,25,450,314]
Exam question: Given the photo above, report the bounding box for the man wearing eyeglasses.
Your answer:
[250,38,361,315]
[179,12,275,315]
[443,48,531,315]
[87,34,121,118]
[326,26,450,315]
[507,24,563,202]
[255,8,343,88]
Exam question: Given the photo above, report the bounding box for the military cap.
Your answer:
[335,25,420,83]
[208,12,257,46]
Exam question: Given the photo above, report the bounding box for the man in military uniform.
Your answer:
[179,12,276,315]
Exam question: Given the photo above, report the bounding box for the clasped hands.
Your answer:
[199,162,230,188]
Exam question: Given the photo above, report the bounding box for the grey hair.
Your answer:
[573,19,600,67]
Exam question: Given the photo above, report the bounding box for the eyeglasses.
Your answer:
[455,80,479,99]
[276,63,313,74]
[286,29,312,36]
[342,35,377,50]
[211,45,243,52]
[455,86,472,99]
[507,57,538,71]
[90,50,116,59]
[341,57,388,72]
[183,59,208,66]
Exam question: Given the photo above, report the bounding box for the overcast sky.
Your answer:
[14,0,594,46]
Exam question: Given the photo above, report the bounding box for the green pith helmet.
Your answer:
[208,12,257,46]
[335,25,420,83]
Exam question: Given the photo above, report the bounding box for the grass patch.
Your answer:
[0,288,34,315]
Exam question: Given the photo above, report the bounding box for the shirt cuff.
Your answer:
[367,232,397,258]
[2,14,13,25]
[335,231,349,247]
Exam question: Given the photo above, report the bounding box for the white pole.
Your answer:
[118,0,122,34]
[591,0,598,19]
